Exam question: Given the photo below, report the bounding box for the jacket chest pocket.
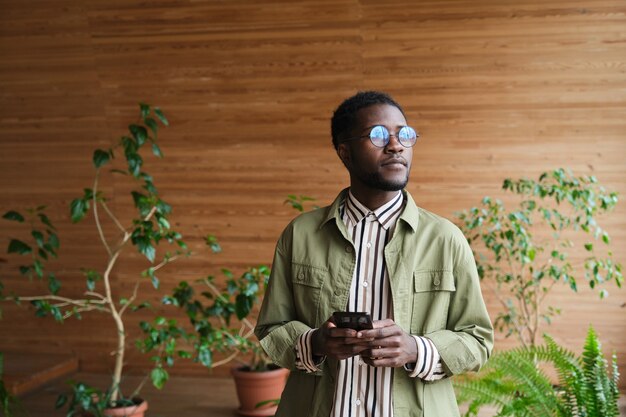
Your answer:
[291,264,327,326]
[410,270,455,335]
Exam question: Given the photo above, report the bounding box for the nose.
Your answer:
[384,134,404,153]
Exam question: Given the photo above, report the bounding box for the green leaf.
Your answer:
[133,236,156,263]
[48,273,61,295]
[152,142,163,158]
[48,233,60,249]
[33,259,44,278]
[204,234,221,253]
[127,152,143,177]
[93,149,111,168]
[139,102,150,119]
[235,293,253,320]
[55,394,68,409]
[584,243,593,252]
[154,107,169,126]
[151,275,160,289]
[70,198,89,223]
[38,213,55,230]
[3,210,24,222]
[129,124,148,146]
[198,346,212,367]
[8,239,32,255]
[145,117,158,136]
[32,230,44,248]
[151,367,168,389]
[602,232,610,244]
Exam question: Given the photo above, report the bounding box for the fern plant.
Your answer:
[455,327,620,417]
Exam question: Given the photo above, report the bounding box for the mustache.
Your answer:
[381,156,408,166]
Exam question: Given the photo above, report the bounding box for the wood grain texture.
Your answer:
[1,0,625,386]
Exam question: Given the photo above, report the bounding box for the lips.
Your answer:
[381,157,407,167]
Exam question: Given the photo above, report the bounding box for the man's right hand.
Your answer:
[311,317,373,360]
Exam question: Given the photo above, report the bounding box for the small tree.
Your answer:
[0,104,193,412]
[457,169,622,348]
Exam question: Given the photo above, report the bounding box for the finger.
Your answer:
[342,336,374,345]
[358,325,400,340]
[372,318,396,329]
[364,357,404,368]
[321,319,337,330]
[329,328,358,339]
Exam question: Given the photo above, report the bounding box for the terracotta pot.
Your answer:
[231,366,289,416]
[103,399,148,417]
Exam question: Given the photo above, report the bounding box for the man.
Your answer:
[255,91,493,417]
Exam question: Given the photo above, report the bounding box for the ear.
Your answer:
[337,143,351,169]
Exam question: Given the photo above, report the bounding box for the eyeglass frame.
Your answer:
[339,125,420,148]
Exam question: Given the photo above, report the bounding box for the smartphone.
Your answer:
[332,311,373,331]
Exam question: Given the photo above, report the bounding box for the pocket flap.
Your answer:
[292,264,326,288]
[414,270,455,292]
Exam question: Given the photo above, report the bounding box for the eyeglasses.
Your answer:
[341,125,419,148]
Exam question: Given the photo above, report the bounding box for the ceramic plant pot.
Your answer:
[231,366,289,416]
[103,398,148,417]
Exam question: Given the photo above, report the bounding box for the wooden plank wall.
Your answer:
[1,0,625,386]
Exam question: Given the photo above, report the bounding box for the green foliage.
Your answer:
[1,104,196,413]
[284,194,317,213]
[457,169,622,347]
[54,381,141,417]
[455,327,620,417]
[0,352,15,417]
[162,265,272,372]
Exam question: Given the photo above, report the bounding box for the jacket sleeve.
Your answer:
[426,228,494,376]
[254,225,311,370]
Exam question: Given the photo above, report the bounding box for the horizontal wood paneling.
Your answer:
[1,0,625,387]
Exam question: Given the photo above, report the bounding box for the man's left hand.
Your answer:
[357,319,417,368]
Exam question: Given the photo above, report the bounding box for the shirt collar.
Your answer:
[344,190,404,230]
[320,188,420,233]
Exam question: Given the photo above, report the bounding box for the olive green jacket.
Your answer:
[255,189,493,417]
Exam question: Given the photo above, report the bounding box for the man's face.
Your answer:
[338,104,413,192]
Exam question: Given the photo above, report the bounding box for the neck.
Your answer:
[348,185,401,211]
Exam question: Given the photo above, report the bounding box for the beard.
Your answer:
[357,170,409,191]
[341,146,411,192]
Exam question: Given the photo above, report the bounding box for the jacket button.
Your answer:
[434,279,441,286]
[334,289,341,296]
[345,245,353,253]
[298,272,305,281]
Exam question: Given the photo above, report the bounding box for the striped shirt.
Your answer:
[295,190,445,417]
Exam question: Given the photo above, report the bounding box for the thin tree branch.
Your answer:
[62,305,111,319]
[16,295,106,308]
[101,201,126,234]
[119,282,140,317]
[92,171,112,258]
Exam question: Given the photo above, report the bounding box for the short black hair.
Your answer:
[330,90,406,150]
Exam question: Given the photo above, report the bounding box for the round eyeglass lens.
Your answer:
[369,125,389,147]
[399,126,417,146]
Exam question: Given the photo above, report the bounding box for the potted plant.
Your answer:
[0,103,194,416]
[158,195,318,416]
[456,168,622,348]
[164,259,287,416]
[454,326,621,416]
